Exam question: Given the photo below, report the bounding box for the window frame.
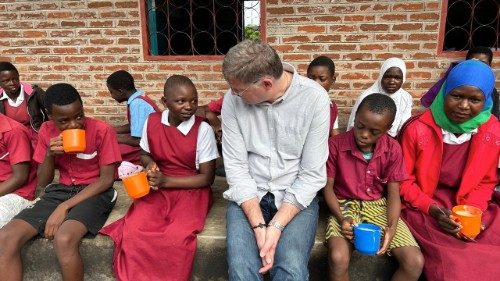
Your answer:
[139,0,267,61]
[437,0,499,58]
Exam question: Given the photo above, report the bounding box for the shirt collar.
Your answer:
[160,110,195,136]
[276,62,296,102]
[127,90,143,105]
[441,128,477,144]
[0,84,25,106]
[341,130,390,160]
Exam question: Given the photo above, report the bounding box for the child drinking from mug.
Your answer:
[324,94,423,281]
[100,75,219,281]
[0,83,120,281]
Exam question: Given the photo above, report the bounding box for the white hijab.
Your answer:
[347,57,413,137]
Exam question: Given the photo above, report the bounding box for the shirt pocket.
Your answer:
[74,151,99,173]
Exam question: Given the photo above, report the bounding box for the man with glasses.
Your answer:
[221,40,330,280]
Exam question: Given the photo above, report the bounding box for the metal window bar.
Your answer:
[145,0,260,56]
[444,0,499,51]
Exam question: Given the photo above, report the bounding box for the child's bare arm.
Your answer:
[114,123,130,134]
[324,177,354,240]
[0,162,29,196]
[154,160,216,189]
[44,163,116,240]
[37,135,64,188]
[378,181,401,254]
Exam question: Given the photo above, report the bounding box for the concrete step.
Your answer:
[21,177,397,281]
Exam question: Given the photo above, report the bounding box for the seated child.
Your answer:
[420,46,499,119]
[100,75,219,281]
[324,93,423,281]
[307,55,339,136]
[0,62,48,143]
[0,113,37,228]
[347,58,412,137]
[0,83,121,281]
[107,70,160,164]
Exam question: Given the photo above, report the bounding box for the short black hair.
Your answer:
[106,70,135,91]
[163,75,197,99]
[0,61,19,74]
[44,83,83,113]
[307,56,335,77]
[356,93,397,125]
[466,46,493,65]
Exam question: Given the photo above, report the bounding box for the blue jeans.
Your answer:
[226,193,319,281]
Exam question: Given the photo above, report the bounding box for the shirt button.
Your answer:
[367,171,371,174]
[367,188,371,192]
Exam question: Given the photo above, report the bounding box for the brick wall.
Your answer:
[0,0,497,128]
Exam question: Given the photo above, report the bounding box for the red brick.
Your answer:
[119,56,140,63]
[40,56,63,63]
[61,21,86,28]
[426,2,439,9]
[2,48,25,54]
[47,12,72,18]
[61,39,87,45]
[35,21,58,29]
[328,44,357,51]
[14,56,37,63]
[100,11,126,18]
[81,47,105,54]
[90,20,113,28]
[313,15,342,22]
[117,38,141,45]
[360,44,387,51]
[340,72,370,80]
[53,65,78,72]
[105,65,131,72]
[158,65,184,71]
[297,44,323,51]
[10,39,35,47]
[360,24,389,32]
[273,45,295,52]
[392,23,423,31]
[51,30,76,37]
[187,65,211,72]
[20,12,44,20]
[424,23,439,31]
[379,14,407,21]
[422,43,437,50]
[68,74,92,81]
[34,3,59,10]
[374,53,404,60]
[393,3,425,11]
[106,47,129,54]
[132,65,158,72]
[53,47,78,54]
[41,74,65,81]
[0,13,17,20]
[406,71,432,79]
[344,34,370,42]
[329,6,355,13]
[313,35,342,42]
[88,1,113,9]
[74,12,98,19]
[37,39,60,46]
[90,38,114,45]
[65,56,91,63]
[359,4,390,12]
[375,34,404,41]
[77,30,102,36]
[330,25,358,32]
[115,1,137,8]
[343,53,372,60]
[408,33,436,41]
[354,62,381,70]
[297,6,325,14]
[283,35,309,43]
[28,48,50,54]
[29,65,53,72]
[410,12,440,21]
[344,15,374,22]
[393,43,420,50]
[117,20,140,27]
[22,31,47,38]
[268,7,294,15]
[298,25,325,33]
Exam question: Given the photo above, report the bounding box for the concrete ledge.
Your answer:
[21,177,398,280]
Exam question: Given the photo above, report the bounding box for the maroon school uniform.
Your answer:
[33,117,121,185]
[119,95,161,164]
[402,142,500,281]
[326,130,406,200]
[0,114,36,199]
[101,113,212,281]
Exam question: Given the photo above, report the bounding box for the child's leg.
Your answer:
[0,219,39,281]
[327,236,353,281]
[391,246,424,281]
[53,220,88,281]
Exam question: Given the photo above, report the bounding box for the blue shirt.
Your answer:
[127,90,156,138]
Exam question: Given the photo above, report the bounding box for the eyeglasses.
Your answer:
[230,79,260,97]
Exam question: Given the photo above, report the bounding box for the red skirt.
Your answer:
[100,187,212,281]
[401,188,500,281]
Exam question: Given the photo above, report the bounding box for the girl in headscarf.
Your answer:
[347,57,412,137]
[399,60,500,281]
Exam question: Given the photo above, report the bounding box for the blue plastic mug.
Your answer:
[353,223,382,256]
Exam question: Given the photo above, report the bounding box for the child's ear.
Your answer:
[160,96,168,108]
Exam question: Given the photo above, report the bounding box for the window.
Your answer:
[439,0,499,54]
[141,0,264,59]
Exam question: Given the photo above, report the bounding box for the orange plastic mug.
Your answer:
[62,129,86,153]
[452,205,482,239]
[122,171,150,199]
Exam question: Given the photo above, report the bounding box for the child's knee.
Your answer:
[53,231,80,252]
[397,247,424,273]
[328,247,350,269]
[0,228,24,254]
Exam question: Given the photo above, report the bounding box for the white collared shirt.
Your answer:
[441,128,477,145]
[0,84,25,107]
[139,110,219,169]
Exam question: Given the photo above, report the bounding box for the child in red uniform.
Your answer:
[307,55,339,136]
[324,94,423,281]
[0,113,37,228]
[107,70,160,164]
[100,75,219,281]
[0,62,48,141]
[0,83,121,281]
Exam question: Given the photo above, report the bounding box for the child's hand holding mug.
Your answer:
[48,135,64,156]
[340,217,355,241]
[146,162,162,190]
